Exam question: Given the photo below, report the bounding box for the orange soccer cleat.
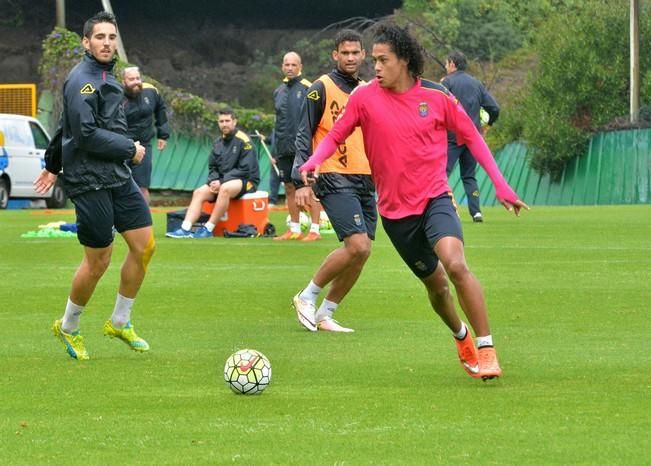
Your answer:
[300,232,321,242]
[454,331,480,378]
[273,230,304,241]
[478,346,502,380]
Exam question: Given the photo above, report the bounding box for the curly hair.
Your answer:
[83,11,117,39]
[372,23,424,79]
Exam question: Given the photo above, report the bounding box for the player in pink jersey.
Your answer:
[300,23,529,380]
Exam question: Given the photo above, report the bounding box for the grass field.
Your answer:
[1,205,650,465]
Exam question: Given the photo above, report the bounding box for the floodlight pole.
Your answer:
[101,0,129,63]
[56,0,66,28]
[630,0,640,123]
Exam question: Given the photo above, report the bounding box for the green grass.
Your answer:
[1,205,650,465]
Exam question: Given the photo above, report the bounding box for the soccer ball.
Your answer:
[480,108,490,127]
[286,212,310,232]
[223,349,272,395]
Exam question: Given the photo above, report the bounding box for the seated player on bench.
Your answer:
[166,107,260,238]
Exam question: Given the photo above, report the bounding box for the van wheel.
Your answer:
[0,179,8,209]
[45,179,67,209]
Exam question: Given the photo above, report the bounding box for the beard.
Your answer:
[125,84,142,96]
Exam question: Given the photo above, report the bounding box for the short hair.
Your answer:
[447,50,467,71]
[333,29,363,50]
[122,66,140,78]
[218,107,236,119]
[372,23,424,79]
[283,51,302,64]
[83,11,118,39]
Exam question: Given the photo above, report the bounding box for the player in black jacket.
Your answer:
[442,50,500,222]
[34,12,154,360]
[122,66,170,204]
[166,107,259,239]
[272,52,322,241]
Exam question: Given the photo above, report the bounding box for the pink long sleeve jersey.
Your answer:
[301,78,518,219]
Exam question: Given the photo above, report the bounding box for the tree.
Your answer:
[520,0,651,178]
[395,0,571,66]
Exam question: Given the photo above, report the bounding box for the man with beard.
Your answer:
[291,29,375,333]
[122,66,170,204]
[34,11,154,360]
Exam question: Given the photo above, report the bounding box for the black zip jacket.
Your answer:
[441,70,500,145]
[292,68,374,196]
[123,83,170,145]
[207,130,260,186]
[272,74,310,158]
[45,52,136,197]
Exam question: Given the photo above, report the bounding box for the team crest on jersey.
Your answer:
[418,102,428,117]
[144,96,150,105]
[307,90,320,101]
[80,83,95,94]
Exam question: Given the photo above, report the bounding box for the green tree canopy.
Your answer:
[396,0,576,66]
[520,0,651,178]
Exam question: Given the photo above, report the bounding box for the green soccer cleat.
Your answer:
[52,319,89,360]
[103,320,150,352]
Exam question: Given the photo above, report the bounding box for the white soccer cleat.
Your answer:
[317,317,354,333]
[292,293,317,332]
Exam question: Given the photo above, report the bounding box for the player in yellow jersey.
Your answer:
[291,30,376,332]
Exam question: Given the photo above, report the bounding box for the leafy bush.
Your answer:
[482,48,537,150]
[38,28,84,131]
[397,0,582,63]
[519,0,651,179]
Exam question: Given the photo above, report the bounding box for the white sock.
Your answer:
[290,222,301,234]
[299,280,322,304]
[476,335,494,348]
[61,298,84,333]
[111,293,135,328]
[181,220,192,231]
[453,321,468,340]
[316,299,338,322]
[205,222,215,232]
[309,223,319,234]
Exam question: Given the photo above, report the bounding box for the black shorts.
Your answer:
[205,179,257,201]
[381,193,463,278]
[319,191,377,242]
[128,143,152,188]
[71,179,152,248]
[238,180,257,198]
[276,156,295,183]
